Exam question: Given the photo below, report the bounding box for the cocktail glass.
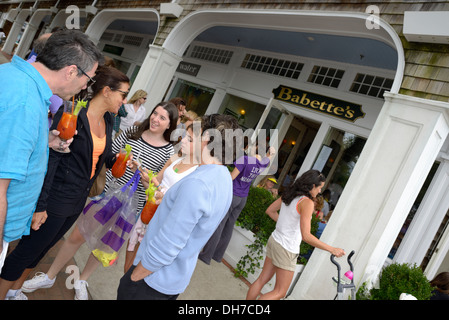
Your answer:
[140,199,158,224]
[55,100,77,153]
[111,147,131,178]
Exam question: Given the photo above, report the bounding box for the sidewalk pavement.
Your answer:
[0,48,11,65]
[17,229,250,300]
[74,235,250,300]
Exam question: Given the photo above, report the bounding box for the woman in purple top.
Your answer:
[199,143,275,265]
[48,95,63,127]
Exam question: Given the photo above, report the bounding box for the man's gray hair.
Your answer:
[36,29,103,75]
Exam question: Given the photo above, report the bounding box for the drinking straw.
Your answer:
[71,96,74,114]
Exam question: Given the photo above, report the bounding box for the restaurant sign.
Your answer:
[176,61,201,77]
[272,85,365,122]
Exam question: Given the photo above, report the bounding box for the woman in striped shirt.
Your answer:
[105,101,178,214]
[21,101,178,300]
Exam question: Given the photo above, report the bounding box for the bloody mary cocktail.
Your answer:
[140,199,158,224]
[111,150,128,178]
[57,112,77,140]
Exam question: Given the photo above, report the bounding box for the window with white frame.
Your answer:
[350,73,393,99]
[190,45,233,65]
[241,53,304,80]
[308,65,345,88]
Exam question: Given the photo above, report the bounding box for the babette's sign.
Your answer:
[272,85,365,122]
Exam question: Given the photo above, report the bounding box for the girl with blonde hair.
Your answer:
[120,89,148,132]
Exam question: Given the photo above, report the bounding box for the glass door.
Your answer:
[277,117,320,194]
[312,127,367,213]
[168,79,215,116]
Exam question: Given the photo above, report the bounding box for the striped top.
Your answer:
[105,126,174,214]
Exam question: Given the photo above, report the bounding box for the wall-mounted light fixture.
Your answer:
[160,2,184,18]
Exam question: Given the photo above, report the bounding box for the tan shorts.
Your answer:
[266,235,298,272]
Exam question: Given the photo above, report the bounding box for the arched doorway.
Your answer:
[157,9,405,299]
[85,8,159,45]
[163,9,404,92]
[162,9,402,204]
[85,8,159,89]
[15,8,56,58]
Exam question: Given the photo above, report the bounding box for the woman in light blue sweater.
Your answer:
[117,114,240,300]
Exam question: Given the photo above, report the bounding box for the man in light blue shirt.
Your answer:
[0,55,52,244]
[0,30,102,285]
[117,114,240,299]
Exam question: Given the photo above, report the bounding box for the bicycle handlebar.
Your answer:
[331,250,355,268]
[331,250,356,299]
[331,250,355,283]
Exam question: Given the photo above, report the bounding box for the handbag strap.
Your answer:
[129,170,141,196]
[120,169,141,193]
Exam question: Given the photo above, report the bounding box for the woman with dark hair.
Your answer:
[246,169,345,300]
[0,65,130,300]
[19,101,178,300]
[430,272,449,300]
[117,114,240,300]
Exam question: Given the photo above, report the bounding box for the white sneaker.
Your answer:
[74,280,89,300]
[7,290,28,300]
[21,272,55,293]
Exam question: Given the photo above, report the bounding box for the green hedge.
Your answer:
[356,263,433,300]
[236,186,276,244]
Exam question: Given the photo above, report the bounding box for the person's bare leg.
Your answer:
[79,253,100,281]
[124,241,140,273]
[11,268,33,290]
[0,278,14,300]
[246,257,276,300]
[0,267,34,299]
[47,225,85,280]
[258,268,294,300]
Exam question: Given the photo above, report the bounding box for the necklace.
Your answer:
[87,112,102,126]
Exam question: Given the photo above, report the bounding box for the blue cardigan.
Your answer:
[134,164,233,295]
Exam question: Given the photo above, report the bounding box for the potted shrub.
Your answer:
[356,263,433,300]
[234,187,276,279]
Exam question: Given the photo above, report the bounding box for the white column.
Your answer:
[394,159,449,268]
[298,121,330,176]
[15,23,37,58]
[15,8,57,58]
[289,92,449,300]
[2,9,31,55]
[205,87,227,114]
[130,45,182,117]
[2,22,23,55]
[262,112,293,177]
[0,8,19,28]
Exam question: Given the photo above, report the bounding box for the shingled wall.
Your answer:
[2,0,448,102]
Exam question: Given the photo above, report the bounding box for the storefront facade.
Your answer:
[2,0,449,300]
